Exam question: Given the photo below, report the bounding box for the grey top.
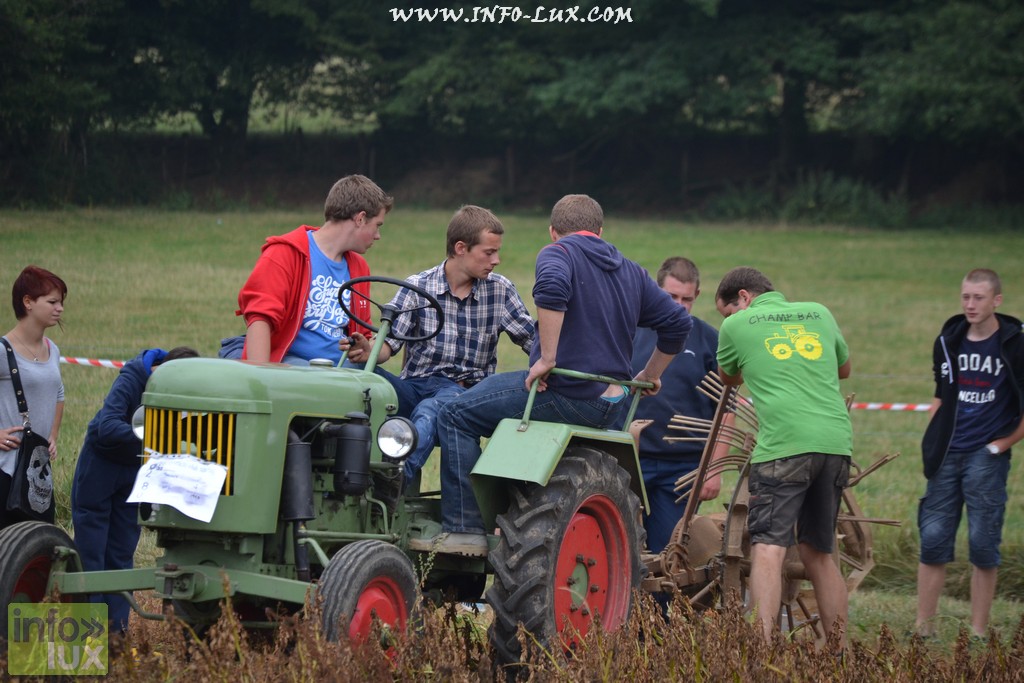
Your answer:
[0,336,65,476]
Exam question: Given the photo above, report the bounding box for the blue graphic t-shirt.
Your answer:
[287,232,351,362]
[950,333,1017,451]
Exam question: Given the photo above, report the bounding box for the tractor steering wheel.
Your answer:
[337,276,445,343]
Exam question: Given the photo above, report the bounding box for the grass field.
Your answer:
[2,207,1022,646]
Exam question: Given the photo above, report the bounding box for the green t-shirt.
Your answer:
[717,291,852,463]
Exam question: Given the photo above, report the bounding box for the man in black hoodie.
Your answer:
[915,269,1024,639]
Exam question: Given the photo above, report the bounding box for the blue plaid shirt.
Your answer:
[385,263,535,384]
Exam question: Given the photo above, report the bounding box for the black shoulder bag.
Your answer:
[1,337,55,522]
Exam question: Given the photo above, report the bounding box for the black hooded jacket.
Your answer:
[921,313,1024,478]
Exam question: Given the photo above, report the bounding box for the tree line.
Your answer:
[1,0,1021,212]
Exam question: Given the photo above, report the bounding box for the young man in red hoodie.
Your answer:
[236,174,392,364]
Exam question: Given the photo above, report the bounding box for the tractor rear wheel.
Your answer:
[0,521,78,642]
[487,446,644,665]
[319,540,419,645]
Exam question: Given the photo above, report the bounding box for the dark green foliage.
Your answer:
[0,0,109,146]
[104,0,332,150]
[695,173,914,228]
[702,183,779,222]
[2,0,1023,210]
[842,1,1024,143]
[383,38,557,141]
[780,170,911,228]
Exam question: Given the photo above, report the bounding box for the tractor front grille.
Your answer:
[143,408,237,495]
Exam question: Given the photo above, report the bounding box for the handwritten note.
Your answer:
[127,453,228,523]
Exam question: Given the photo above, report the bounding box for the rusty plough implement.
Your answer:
[636,373,900,637]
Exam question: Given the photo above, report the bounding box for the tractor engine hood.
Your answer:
[143,358,397,415]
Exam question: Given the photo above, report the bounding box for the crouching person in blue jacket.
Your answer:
[71,346,199,635]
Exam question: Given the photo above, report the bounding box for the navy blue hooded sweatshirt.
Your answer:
[618,317,720,459]
[921,313,1024,478]
[81,348,167,466]
[531,232,692,399]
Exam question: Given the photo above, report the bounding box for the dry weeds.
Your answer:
[4,590,1022,682]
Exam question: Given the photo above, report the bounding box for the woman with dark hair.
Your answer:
[0,265,67,527]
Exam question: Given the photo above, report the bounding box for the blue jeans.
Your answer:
[372,368,467,480]
[918,445,1011,568]
[640,457,700,553]
[71,453,142,633]
[436,371,626,533]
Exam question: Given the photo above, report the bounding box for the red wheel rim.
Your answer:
[553,494,632,649]
[12,555,51,602]
[347,576,408,644]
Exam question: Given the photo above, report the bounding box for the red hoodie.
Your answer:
[236,225,372,362]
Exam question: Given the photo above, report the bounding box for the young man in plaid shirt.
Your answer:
[422,194,691,556]
[347,205,535,486]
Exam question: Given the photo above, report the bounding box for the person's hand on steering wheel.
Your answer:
[340,333,374,364]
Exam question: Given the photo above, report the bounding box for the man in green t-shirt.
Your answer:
[715,266,852,646]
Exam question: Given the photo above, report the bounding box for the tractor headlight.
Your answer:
[377,417,417,462]
[132,406,146,440]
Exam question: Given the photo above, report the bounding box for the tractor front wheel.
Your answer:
[0,521,78,642]
[487,446,644,665]
[319,540,419,645]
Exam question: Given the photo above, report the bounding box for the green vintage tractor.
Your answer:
[0,276,652,665]
[0,276,895,664]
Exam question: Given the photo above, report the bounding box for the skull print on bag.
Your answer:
[26,443,53,514]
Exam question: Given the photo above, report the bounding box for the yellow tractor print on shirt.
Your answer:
[764,324,823,360]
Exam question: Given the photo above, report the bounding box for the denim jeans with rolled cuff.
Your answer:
[436,370,625,533]
[918,445,1010,568]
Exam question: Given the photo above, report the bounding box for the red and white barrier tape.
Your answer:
[55,357,937,412]
[850,402,930,412]
[60,356,125,369]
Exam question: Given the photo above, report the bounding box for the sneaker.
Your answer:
[409,532,489,557]
[904,627,938,643]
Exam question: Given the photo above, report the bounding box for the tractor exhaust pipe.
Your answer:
[281,432,315,521]
[282,431,315,581]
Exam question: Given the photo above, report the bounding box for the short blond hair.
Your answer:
[550,194,603,236]
[964,268,1001,296]
[657,257,700,289]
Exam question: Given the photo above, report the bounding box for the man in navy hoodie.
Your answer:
[617,256,731,554]
[915,269,1024,640]
[417,194,692,557]
[72,346,199,634]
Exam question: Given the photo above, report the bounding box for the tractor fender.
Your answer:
[470,418,649,534]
